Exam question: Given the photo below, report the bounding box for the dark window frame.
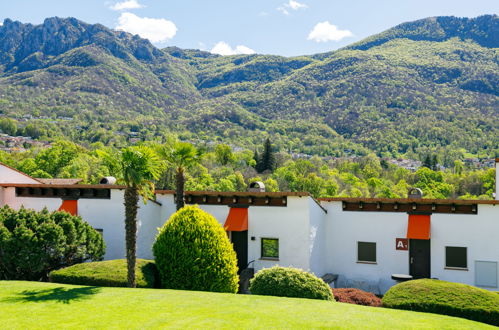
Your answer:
[261,238,279,259]
[357,241,377,264]
[445,246,467,269]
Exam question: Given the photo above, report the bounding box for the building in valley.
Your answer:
[1,159,498,294]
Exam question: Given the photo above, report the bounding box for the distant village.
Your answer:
[0,124,496,171]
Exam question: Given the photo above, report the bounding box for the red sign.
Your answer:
[396,238,408,250]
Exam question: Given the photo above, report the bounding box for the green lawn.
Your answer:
[0,281,494,329]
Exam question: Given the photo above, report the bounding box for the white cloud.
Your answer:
[116,13,177,43]
[210,42,255,56]
[110,0,144,11]
[277,0,307,15]
[288,0,307,10]
[307,21,353,42]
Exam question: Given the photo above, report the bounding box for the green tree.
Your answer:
[159,142,201,210]
[0,206,105,281]
[214,144,235,166]
[256,138,276,173]
[118,146,161,288]
[153,205,239,293]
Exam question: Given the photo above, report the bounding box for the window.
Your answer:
[445,246,467,269]
[261,238,279,259]
[95,228,104,236]
[357,242,376,263]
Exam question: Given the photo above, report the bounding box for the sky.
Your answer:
[0,0,497,57]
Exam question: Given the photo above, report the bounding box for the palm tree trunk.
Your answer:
[176,167,185,210]
[124,185,139,288]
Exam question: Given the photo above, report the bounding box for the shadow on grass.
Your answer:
[4,286,101,304]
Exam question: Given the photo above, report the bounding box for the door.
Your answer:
[409,239,431,279]
[231,230,248,273]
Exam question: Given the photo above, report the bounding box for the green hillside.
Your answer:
[0,15,497,158]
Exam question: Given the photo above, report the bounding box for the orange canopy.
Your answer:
[407,214,431,240]
[224,207,248,232]
[58,199,78,216]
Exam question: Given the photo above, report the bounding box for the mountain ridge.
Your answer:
[0,15,497,161]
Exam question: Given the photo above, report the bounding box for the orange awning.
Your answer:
[58,199,78,216]
[224,207,248,232]
[407,214,431,240]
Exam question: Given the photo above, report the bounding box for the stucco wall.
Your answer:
[308,199,327,277]
[188,197,312,273]
[322,201,499,293]
[0,165,40,184]
[323,201,411,294]
[430,204,499,289]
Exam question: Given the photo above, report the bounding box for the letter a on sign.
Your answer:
[396,238,408,250]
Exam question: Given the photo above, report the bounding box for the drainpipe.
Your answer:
[496,158,499,200]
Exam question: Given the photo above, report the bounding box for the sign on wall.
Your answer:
[396,238,408,250]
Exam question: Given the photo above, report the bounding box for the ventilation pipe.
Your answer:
[248,181,265,193]
[100,177,116,185]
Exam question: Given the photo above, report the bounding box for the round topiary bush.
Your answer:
[49,259,159,288]
[0,206,105,281]
[153,205,238,293]
[383,279,499,326]
[249,266,333,300]
[332,288,382,307]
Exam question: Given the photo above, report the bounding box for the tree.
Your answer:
[214,144,235,166]
[0,206,105,281]
[119,146,161,288]
[159,142,201,210]
[256,138,276,173]
[153,205,239,293]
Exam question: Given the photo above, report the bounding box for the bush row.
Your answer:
[49,259,159,288]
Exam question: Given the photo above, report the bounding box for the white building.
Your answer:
[0,159,498,294]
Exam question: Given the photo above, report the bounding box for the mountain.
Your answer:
[0,15,497,161]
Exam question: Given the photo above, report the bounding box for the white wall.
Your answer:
[0,164,40,184]
[430,204,499,289]
[322,201,499,293]
[323,201,409,294]
[191,197,313,273]
[308,199,327,276]
[0,187,167,261]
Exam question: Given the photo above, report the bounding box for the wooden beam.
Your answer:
[341,201,477,215]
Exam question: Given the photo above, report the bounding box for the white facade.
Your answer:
[1,161,498,293]
[321,200,499,293]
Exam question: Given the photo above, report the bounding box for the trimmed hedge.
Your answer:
[332,288,382,307]
[153,205,239,293]
[383,279,499,326]
[249,266,333,300]
[49,259,158,288]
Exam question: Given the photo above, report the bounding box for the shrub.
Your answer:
[0,206,105,281]
[49,259,158,288]
[383,279,499,326]
[332,288,382,307]
[249,266,333,300]
[153,205,238,293]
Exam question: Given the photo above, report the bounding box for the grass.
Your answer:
[383,279,499,326]
[0,281,495,329]
[48,259,158,288]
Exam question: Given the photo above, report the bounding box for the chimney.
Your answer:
[495,158,499,200]
[248,181,265,193]
[408,187,423,199]
[100,176,116,185]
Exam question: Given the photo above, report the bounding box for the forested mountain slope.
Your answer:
[0,15,497,160]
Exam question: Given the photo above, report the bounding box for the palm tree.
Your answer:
[159,142,201,210]
[119,146,161,288]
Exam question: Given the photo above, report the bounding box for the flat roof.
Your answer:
[156,190,310,197]
[1,183,496,205]
[318,197,499,205]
